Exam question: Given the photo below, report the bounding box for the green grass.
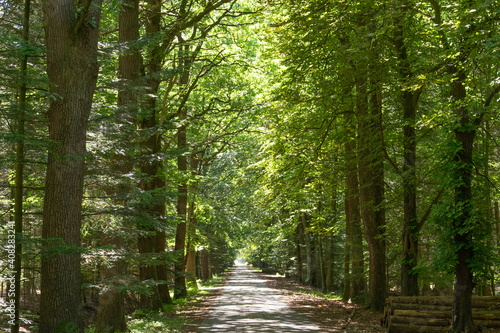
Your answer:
[127,309,186,333]
[85,275,227,333]
[296,287,343,301]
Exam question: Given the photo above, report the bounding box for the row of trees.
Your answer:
[235,1,500,333]
[1,0,500,332]
[1,0,261,332]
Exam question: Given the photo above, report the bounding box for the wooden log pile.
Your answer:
[381,296,500,332]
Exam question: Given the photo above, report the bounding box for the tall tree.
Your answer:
[136,0,172,308]
[12,0,30,331]
[428,0,500,330]
[392,2,422,297]
[40,0,103,331]
[95,0,140,329]
[344,113,365,300]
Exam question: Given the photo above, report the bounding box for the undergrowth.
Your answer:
[85,274,226,333]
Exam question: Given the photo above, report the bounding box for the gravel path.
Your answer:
[198,265,322,332]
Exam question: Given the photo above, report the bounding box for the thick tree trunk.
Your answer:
[393,9,422,297]
[40,1,102,332]
[95,237,127,333]
[450,70,478,333]
[129,0,173,308]
[357,78,387,311]
[95,0,140,328]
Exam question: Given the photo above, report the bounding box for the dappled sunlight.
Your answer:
[198,266,321,332]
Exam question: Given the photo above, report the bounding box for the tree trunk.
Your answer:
[12,1,30,331]
[357,77,386,311]
[95,237,127,333]
[296,222,303,285]
[186,155,200,287]
[138,0,173,307]
[317,235,326,292]
[393,7,422,297]
[325,235,333,291]
[344,113,365,300]
[301,213,313,286]
[174,34,192,298]
[40,1,102,332]
[201,248,210,281]
[174,125,188,298]
[95,0,139,328]
[450,70,478,333]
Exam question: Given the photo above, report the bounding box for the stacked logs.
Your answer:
[381,296,500,333]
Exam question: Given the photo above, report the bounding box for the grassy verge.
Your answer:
[85,274,227,333]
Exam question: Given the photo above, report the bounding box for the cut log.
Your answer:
[388,324,448,333]
[475,319,500,328]
[393,309,450,319]
[382,296,500,332]
[392,303,450,312]
[390,316,450,327]
[388,296,500,308]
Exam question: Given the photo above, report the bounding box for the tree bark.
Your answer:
[174,44,189,298]
[344,113,365,300]
[201,248,210,281]
[296,221,303,285]
[40,1,102,332]
[12,0,30,331]
[357,77,387,311]
[95,237,127,333]
[186,155,200,286]
[135,0,173,307]
[301,213,313,286]
[450,69,478,333]
[95,0,140,328]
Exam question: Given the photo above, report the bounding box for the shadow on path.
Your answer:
[198,266,321,332]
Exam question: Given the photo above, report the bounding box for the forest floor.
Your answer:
[263,272,385,333]
[177,267,384,332]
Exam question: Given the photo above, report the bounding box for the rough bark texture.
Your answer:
[357,78,386,311]
[136,0,173,308]
[95,238,127,333]
[40,1,102,332]
[450,70,477,333]
[393,7,422,297]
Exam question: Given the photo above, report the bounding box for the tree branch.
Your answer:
[73,0,93,35]
[417,188,444,232]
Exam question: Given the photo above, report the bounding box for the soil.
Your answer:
[262,273,385,333]
[178,275,228,333]
[178,270,385,333]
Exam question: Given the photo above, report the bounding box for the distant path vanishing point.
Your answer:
[197,265,322,333]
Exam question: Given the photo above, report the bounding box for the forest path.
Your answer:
[197,265,322,332]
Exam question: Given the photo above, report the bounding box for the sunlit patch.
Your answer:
[198,266,321,332]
